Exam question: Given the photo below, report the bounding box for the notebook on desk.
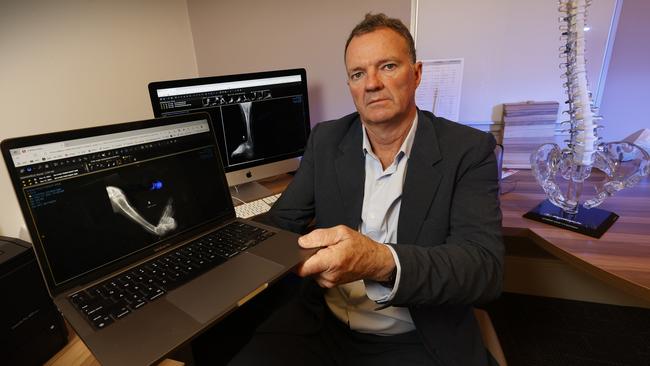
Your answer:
[1,113,313,366]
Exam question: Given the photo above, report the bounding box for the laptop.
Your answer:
[1,113,313,366]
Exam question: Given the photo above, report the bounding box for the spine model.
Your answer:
[560,0,599,167]
[530,0,649,216]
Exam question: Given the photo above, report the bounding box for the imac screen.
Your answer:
[148,69,311,176]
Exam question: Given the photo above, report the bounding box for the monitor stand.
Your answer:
[229,182,272,204]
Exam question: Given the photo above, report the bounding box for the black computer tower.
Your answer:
[0,236,68,366]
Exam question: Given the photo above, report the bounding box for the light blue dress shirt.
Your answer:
[324,115,418,335]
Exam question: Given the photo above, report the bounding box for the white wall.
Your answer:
[599,0,650,141]
[0,0,198,237]
[186,0,411,125]
[0,0,413,238]
[4,0,636,239]
[415,0,617,125]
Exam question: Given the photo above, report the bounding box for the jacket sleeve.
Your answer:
[268,124,318,234]
[390,132,504,306]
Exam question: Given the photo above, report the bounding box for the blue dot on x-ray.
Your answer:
[150,180,163,191]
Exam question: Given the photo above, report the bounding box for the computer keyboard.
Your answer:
[235,193,281,219]
[70,221,274,330]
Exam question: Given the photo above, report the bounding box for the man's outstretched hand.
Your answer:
[295,225,395,288]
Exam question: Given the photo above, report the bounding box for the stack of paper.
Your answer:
[502,101,559,138]
[500,101,561,168]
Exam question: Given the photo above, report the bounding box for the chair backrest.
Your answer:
[494,143,504,181]
[474,308,507,366]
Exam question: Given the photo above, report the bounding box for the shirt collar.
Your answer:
[362,114,419,161]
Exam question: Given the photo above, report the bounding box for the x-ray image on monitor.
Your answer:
[22,142,226,282]
[100,165,181,239]
[105,186,176,237]
[229,102,254,161]
[221,96,308,167]
[149,68,311,202]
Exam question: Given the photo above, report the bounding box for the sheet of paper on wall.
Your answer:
[415,58,464,122]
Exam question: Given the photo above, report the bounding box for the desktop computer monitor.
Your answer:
[148,69,311,202]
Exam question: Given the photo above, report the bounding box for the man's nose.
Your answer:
[364,70,383,91]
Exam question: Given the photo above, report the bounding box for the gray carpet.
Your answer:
[484,293,650,366]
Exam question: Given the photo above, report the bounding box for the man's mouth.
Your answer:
[367,98,388,106]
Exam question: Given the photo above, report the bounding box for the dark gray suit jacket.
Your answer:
[269,110,504,365]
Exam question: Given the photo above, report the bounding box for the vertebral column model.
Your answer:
[530,0,649,213]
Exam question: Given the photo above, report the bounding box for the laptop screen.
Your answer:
[2,114,234,291]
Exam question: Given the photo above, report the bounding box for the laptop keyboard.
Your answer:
[69,221,275,330]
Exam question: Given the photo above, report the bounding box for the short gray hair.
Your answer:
[344,13,417,63]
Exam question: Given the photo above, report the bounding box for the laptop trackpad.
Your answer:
[166,252,284,324]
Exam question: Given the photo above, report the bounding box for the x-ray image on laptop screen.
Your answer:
[6,117,232,287]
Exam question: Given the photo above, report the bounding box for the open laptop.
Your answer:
[1,113,313,366]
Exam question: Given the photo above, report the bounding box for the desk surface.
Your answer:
[45,327,184,366]
[47,171,649,364]
[266,172,650,302]
[500,170,650,303]
[265,172,650,302]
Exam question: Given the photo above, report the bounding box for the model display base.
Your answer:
[523,200,619,238]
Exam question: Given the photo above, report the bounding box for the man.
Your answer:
[230,13,503,365]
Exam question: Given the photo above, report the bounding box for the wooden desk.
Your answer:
[47,171,649,364]
[263,173,650,302]
[45,325,184,366]
[257,174,294,194]
[500,170,650,303]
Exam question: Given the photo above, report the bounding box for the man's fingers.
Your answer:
[298,226,348,248]
[295,250,330,277]
[295,226,384,287]
[314,277,336,289]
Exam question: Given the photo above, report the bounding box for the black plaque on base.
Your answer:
[523,200,619,238]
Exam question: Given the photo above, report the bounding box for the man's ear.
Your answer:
[413,61,423,87]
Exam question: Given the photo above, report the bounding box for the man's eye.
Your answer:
[350,72,363,81]
[383,63,397,71]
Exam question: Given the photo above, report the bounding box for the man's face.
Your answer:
[345,27,422,126]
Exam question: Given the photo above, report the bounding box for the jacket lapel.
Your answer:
[398,111,443,244]
[334,118,365,229]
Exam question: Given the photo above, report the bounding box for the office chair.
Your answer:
[494,143,504,180]
[474,308,507,366]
